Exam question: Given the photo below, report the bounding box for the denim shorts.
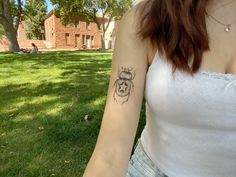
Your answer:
[126,139,169,177]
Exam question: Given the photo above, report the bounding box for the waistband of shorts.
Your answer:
[133,139,168,177]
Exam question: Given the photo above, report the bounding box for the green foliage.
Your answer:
[9,0,24,29]
[50,0,86,25]
[9,0,18,18]
[0,25,5,37]
[0,0,22,51]
[0,51,146,176]
[50,0,133,28]
[24,0,47,40]
[0,0,47,40]
[50,0,133,49]
[107,0,134,17]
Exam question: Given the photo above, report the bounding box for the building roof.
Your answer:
[44,10,109,24]
[44,10,56,20]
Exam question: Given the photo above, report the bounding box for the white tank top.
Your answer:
[140,52,236,177]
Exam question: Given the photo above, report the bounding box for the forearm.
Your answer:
[83,153,128,177]
[83,129,135,177]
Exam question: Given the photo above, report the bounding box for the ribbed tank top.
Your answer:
[140,52,236,177]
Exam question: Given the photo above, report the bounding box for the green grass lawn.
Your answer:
[0,51,145,177]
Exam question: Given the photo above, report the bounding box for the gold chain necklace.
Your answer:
[206,0,236,32]
[207,13,236,32]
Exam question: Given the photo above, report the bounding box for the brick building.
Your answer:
[17,21,47,49]
[0,12,118,51]
[0,37,9,52]
[44,11,101,49]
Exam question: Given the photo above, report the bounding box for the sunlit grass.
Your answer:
[0,51,145,177]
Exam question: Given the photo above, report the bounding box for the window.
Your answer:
[91,36,94,46]
[86,21,91,30]
[65,33,70,45]
[86,35,91,48]
[82,35,85,45]
[75,34,80,48]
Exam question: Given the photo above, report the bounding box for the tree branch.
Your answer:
[104,15,113,33]
[14,0,23,31]
[0,1,4,17]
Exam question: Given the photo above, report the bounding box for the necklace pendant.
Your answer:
[225,25,230,32]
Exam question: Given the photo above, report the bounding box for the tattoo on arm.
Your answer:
[113,67,135,104]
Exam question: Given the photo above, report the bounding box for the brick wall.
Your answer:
[0,38,9,52]
[18,40,46,49]
[44,14,56,48]
[17,21,28,41]
[44,14,101,49]
[1,13,104,51]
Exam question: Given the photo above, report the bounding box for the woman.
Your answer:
[31,43,38,54]
[83,0,236,176]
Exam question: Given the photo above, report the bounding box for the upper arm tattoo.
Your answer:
[113,67,135,104]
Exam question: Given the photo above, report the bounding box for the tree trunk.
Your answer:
[2,21,20,52]
[95,22,106,50]
[101,34,106,50]
[0,0,20,52]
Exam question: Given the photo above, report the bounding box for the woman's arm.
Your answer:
[83,4,149,177]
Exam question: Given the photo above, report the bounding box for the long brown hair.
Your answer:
[138,0,210,76]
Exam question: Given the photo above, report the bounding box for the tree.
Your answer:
[24,0,47,40]
[0,0,22,52]
[50,0,133,49]
[0,24,5,37]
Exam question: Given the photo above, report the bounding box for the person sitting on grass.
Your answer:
[18,43,38,54]
[30,43,38,54]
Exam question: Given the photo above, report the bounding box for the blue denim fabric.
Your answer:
[126,139,168,177]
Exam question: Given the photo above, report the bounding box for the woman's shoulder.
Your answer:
[123,1,157,65]
[114,1,156,67]
[120,1,150,31]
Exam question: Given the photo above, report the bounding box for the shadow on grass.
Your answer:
[0,51,145,177]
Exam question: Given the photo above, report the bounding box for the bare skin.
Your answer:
[83,1,236,177]
[197,0,236,74]
[83,3,149,177]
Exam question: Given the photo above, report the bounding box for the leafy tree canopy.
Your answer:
[24,0,47,40]
[0,24,5,37]
[50,0,133,49]
[0,0,22,51]
[51,0,132,28]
